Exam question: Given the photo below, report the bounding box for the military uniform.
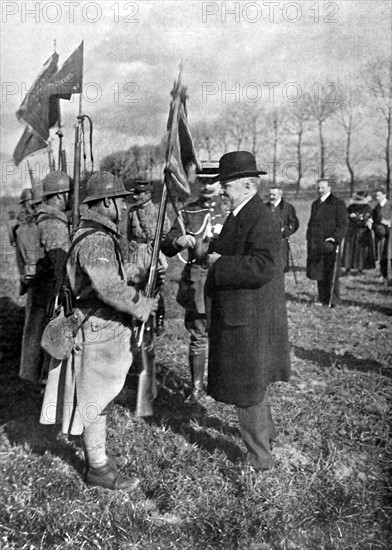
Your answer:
[19,203,70,383]
[162,196,228,395]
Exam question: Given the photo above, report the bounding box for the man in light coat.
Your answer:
[40,172,158,490]
[206,151,291,472]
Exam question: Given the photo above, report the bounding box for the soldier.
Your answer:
[14,189,34,278]
[266,186,299,273]
[161,161,227,403]
[19,171,71,383]
[127,181,170,334]
[306,179,348,306]
[30,181,44,212]
[40,172,158,490]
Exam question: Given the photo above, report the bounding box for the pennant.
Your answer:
[16,52,59,141]
[166,81,200,195]
[13,126,47,166]
[46,41,84,100]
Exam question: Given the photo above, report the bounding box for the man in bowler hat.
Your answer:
[206,151,291,472]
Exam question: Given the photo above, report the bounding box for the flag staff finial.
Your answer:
[53,39,57,53]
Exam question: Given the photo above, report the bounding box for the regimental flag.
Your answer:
[165,74,200,195]
[16,42,84,141]
[16,52,59,141]
[13,126,47,166]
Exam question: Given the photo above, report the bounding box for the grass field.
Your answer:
[1,199,391,550]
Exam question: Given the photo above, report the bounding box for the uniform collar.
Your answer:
[80,209,123,237]
[36,203,69,223]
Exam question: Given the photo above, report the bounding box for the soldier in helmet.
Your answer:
[40,171,159,490]
[31,181,44,211]
[161,161,227,403]
[14,188,35,277]
[19,171,71,383]
[127,181,170,334]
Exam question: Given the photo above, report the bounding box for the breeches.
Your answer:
[184,308,208,356]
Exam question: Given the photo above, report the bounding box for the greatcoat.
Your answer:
[19,204,70,382]
[266,199,299,272]
[205,194,291,407]
[342,201,375,271]
[40,210,149,435]
[306,194,348,280]
[373,199,392,273]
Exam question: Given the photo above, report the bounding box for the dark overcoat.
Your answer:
[342,202,375,271]
[306,194,348,280]
[266,199,299,272]
[205,194,291,407]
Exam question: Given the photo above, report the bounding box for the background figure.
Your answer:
[7,211,18,247]
[206,151,291,472]
[342,191,375,274]
[266,186,299,273]
[19,172,71,384]
[372,188,391,284]
[306,179,348,306]
[162,161,227,403]
[127,180,170,334]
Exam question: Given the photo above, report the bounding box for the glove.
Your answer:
[175,235,196,249]
[156,265,166,288]
[132,295,159,323]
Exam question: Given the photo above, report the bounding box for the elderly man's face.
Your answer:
[220,178,249,211]
[269,188,281,203]
[317,180,330,198]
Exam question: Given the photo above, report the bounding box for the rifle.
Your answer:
[328,244,340,308]
[286,237,298,284]
[135,171,169,417]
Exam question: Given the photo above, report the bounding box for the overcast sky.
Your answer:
[1,0,391,195]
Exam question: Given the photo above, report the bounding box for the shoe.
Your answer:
[86,462,140,490]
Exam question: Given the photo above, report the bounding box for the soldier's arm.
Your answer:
[40,219,70,281]
[161,216,184,257]
[77,233,152,321]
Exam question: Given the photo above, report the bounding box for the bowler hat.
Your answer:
[213,151,267,183]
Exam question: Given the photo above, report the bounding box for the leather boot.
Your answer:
[86,461,140,490]
[185,353,206,404]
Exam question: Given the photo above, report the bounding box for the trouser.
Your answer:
[317,253,341,305]
[236,399,276,471]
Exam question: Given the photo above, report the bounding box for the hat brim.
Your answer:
[83,189,133,203]
[212,169,267,184]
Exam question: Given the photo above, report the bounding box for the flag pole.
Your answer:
[72,63,84,233]
[27,160,36,188]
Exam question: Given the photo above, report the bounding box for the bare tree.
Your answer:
[337,79,363,197]
[193,120,216,160]
[366,56,392,195]
[265,106,287,185]
[285,101,310,195]
[304,90,339,179]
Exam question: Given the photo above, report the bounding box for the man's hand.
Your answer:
[175,235,196,249]
[156,265,166,287]
[134,295,159,323]
[206,252,222,268]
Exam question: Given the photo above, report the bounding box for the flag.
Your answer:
[13,126,47,166]
[166,76,200,195]
[47,41,83,100]
[16,52,59,141]
[16,43,83,141]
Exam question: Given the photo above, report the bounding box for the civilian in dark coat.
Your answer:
[372,188,392,282]
[342,191,375,273]
[206,151,291,472]
[266,186,299,272]
[306,180,348,305]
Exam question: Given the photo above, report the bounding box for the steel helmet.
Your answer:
[31,182,44,205]
[83,171,132,203]
[19,188,33,204]
[42,171,70,197]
